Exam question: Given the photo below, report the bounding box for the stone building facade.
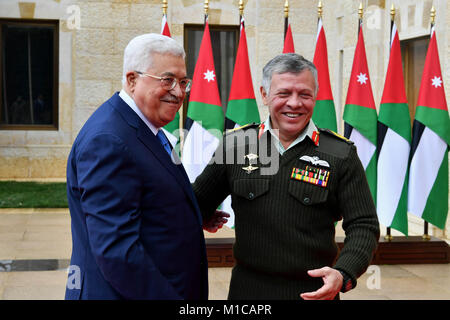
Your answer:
[0,0,448,238]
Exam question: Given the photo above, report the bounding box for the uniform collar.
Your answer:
[263,117,319,155]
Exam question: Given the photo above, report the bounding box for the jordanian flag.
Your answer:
[312,17,337,132]
[377,22,410,235]
[225,18,260,129]
[343,23,377,203]
[283,23,295,53]
[160,13,180,149]
[408,26,450,229]
[223,17,260,228]
[182,20,224,182]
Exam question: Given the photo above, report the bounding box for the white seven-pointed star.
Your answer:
[431,76,442,88]
[203,69,216,82]
[356,73,368,85]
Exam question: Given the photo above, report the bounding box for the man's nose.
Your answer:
[287,94,303,107]
[170,81,185,98]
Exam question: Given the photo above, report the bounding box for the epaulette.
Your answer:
[224,123,260,136]
[319,128,354,145]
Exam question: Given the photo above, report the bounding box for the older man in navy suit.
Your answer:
[65,34,227,300]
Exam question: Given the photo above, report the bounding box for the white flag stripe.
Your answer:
[222,195,235,228]
[349,128,376,170]
[182,121,220,183]
[377,128,410,227]
[408,126,447,218]
[161,15,167,34]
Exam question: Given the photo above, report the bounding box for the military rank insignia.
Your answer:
[290,166,330,187]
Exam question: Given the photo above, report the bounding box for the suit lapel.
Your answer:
[109,93,203,225]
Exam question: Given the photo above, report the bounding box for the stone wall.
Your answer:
[0,0,448,239]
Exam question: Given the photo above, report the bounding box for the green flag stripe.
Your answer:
[312,99,337,132]
[187,101,224,132]
[163,112,180,136]
[389,176,409,235]
[378,103,411,142]
[343,104,378,144]
[414,106,450,145]
[226,99,260,126]
[422,152,449,229]
[365,153,377,205]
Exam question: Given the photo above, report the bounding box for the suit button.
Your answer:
[303,197,311,204]
[248,192,255,200]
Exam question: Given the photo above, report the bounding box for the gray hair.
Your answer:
[261,53,318,96]
[122,33,185,85]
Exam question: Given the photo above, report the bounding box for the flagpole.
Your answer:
[204,0,209,24]
[422,6,436,241]
[358,2,363,33]
[284,0,289,39]
[384,4,396,242]
[239,0,243,24]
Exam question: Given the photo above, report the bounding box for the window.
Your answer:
[183,24,239,124]
[0,19,59,130]
[401,36,429,123]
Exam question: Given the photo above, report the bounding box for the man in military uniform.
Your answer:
[193,53,380,300]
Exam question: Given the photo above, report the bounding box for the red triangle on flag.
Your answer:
[228,22,255,101]
[161,15,171,37]
[313,19,333,101]
[188,21,222,107]
[344,27,376,110]
[416,29,448,111]
[380,25,407,104]
[282,24,295,53]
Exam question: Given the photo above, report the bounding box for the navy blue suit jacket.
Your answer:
[65,93,208,300]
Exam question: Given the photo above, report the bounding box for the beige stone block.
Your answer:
[0,131,26,147]
[28,158,67,179]
[75,28,114,55]
[18,2,36,19]
[128,4,161,30]
[113,28,150,55]
[75,54,123,81]
[75,80,112,109]
[0,157,29,179]
[77,2,130,29]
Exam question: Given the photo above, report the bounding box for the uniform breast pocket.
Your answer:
[233,178,270,201]
[288,179,329,206]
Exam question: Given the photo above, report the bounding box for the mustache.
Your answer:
[161,95,181,104]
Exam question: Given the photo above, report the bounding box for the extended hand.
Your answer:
[300,267,343,300]
[202,210,230,233]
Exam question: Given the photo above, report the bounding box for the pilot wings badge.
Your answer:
[299,155,330,168]
[242,165,259,174]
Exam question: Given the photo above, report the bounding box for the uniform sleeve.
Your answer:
[76,133,181,299]
[333,144,380,289]
[192,140,231,220]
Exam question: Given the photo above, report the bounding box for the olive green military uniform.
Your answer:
[193,122,380,300]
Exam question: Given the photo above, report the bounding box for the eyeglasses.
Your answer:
[135,71,192,93]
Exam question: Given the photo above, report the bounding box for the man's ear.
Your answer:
[126,71,138,92]
[260,86,268,105]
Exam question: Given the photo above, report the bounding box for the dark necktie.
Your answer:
[156,130,172,156]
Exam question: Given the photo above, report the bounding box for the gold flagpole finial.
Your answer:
[390,3,395,21]
[284,0,289,18]
[430,6,436,25]
[162,0,168,15]
[204,0,209,16]
[318,1,323,18]
[317,1,323,18]
[239,0,244,16]
[358,2,363,20]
